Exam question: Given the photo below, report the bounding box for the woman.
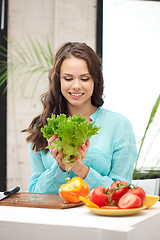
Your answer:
[24,42,137,194]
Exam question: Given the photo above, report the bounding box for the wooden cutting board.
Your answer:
[0,192,84,209]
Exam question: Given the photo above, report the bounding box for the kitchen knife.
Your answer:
[0,186,20,201]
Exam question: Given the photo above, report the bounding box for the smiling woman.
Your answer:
[22,42,137,194]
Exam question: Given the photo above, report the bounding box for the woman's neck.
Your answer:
[68,105,98,123]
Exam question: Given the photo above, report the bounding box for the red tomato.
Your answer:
[118,193,142,209]
[109,180,129,202]
[90,186,111,207]
[101,206,120,209]
[127,187,146,203]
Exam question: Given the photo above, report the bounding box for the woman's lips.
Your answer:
[69,92,84,98]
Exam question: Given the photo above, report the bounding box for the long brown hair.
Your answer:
[23,42,104,152]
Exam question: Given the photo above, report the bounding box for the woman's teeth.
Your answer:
[70,93,83,96]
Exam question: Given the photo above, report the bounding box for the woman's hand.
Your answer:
[77,139,90,161]
[48,134,66,172]
[48,135,90,177]
[71,139,90,179]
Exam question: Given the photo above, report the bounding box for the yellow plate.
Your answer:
[143,195,159,209]
[87,205,147,216]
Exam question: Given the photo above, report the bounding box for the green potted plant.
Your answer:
[133,94,160,180]
[0,35,54,95]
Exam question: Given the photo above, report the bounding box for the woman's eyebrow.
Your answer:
[62,73,90,76]
[80,73,90,76]
[62,73,73,76]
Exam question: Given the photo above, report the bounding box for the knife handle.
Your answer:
[4,186,20,196]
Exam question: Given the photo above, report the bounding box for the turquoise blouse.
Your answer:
[28,107,137,194]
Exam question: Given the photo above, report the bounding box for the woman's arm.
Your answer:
[84,118,137,189]
[28,143,69,194]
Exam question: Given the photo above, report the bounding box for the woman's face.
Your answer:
[60,57,94,109]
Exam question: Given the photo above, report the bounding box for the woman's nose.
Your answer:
[72,79,81,89]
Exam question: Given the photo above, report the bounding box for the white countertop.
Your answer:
[0,202,160,240]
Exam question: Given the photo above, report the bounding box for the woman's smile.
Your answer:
[69,92,84,98]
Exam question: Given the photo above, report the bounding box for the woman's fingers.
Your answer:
[48,134,59,156]
[50,148,65,171]
[51,147,58,158]
[86,139,90,148]
[56,152,66,171]
[82,139,90,153]
[56,151,63,163]
[48,135,65,171]
[78,145,86,160]
[78,139,90,160]
[48,134,58,146]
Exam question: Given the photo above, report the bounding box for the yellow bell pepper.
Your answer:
[59,177,90,203]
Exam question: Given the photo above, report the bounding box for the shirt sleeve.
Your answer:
[84,117,137,189]
[28,143,69,194]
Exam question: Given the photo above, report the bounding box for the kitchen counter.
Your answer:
[0,202,160,240]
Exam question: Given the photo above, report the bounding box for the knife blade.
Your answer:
[0,186,20,201]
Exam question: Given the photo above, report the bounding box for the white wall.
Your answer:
[103,0,160,169]
[7,0,97,191]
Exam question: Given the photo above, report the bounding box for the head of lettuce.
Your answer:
[41,114,100,171]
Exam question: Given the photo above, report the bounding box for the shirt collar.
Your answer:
[90,107,101,122]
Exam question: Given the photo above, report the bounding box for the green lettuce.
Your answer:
[41,114,100,171]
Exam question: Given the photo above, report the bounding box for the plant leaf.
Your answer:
[133,94,160,178]
[0,35,54,96]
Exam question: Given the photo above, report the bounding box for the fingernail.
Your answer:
[54,134,58,138]
[75,157,78,161]
[78,146,82,150]
[82,144,86,148]
[86,139,90,143]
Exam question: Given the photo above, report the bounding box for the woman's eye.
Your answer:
[64,77,72,81]
[81,78,90,81]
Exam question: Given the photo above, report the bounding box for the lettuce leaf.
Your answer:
[41,114,100,171]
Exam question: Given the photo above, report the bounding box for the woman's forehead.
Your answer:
[60,57,89,74]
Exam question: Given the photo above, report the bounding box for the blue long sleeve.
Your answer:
[84,111,137,188]
[28,144,71,193]
[28,107,137,193]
